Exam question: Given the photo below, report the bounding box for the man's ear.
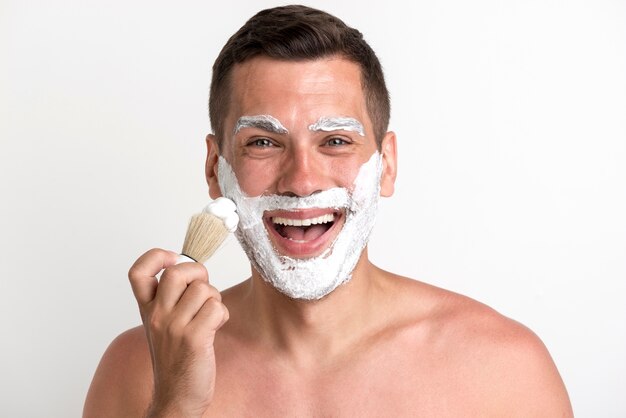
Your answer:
[379,131,397,197]
[205,134,223,199]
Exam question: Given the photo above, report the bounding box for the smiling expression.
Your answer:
[206,55,397,298]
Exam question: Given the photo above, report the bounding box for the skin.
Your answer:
[84,56,573,417]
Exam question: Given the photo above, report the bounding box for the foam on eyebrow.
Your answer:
[233,115,289,135]
[308,117,365,137]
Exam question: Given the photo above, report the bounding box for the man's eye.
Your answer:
[249,138,274,147]
[326,137,349,146]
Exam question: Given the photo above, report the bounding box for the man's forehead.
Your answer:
[224,56,371,141]
[228,56,366,108]
[231,55,362,83]
[233,114,366,137]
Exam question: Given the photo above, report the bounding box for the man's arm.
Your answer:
[494,326,573,417]
[83,327,152,417]
[461,308,573,417]
[431,292,573,417]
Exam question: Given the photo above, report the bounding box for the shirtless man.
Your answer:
[84,5,573,417]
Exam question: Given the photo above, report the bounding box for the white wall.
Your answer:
[1,0,624,416]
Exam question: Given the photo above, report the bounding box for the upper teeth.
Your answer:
[272,213,334,226]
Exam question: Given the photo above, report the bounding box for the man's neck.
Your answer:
[241,250,386,368]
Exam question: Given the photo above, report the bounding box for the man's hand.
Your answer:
[128,248,229,418]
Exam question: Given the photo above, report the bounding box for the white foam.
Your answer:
[308,116,365,136]
[218,152,382,300]
[233,115,288,135]
[204,197,239,232]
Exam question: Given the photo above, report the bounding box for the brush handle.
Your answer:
[176,254,196,264]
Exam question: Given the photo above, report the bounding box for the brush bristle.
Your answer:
[182,212,229,263]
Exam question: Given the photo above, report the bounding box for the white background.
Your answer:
[1,0,625,416]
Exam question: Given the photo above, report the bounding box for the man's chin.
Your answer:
[238,219,364,301]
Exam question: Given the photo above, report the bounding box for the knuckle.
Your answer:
[191,281,221,302]
[161,262,206,285]
[159,266,185,284]
[148,314,164,332]
[192,282,211,300]
[190,263,209,283]
[198,263,210,281]
[206,299,228,323]
[205,297,222,311]
[188,278,208,290]
[180,329,201,347]
[127,264,140,281]
[207,284,222,301]
[185,262,209,282]
[146,247,166,257]
[165,321,183,339]
[222,304,230,322]
[128,248,165,280]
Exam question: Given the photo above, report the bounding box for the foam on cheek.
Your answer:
[217,152,382,300]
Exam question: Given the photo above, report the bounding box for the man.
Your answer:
[84,5,572,417]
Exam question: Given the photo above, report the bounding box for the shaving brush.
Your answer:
[179,197,239,263]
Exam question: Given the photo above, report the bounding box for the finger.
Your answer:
[188,298,230,335]
[172,281,222,325]
[155,262,210,310]
[128,248,179,306]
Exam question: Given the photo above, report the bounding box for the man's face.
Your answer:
[207,55,396,299]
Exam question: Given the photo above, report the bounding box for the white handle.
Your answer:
[176,254,196,264]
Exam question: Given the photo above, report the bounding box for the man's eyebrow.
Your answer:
[308,117,365,137]
[233,115,289,135]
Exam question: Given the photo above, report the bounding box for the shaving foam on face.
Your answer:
[234,115,289,135]
[308,116,365,137]
[218,152,382,300]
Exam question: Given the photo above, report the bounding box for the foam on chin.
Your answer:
[217,152,382,300]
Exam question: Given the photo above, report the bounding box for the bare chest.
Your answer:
[206,343,484,417]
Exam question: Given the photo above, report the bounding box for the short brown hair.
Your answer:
[209,5,390,148]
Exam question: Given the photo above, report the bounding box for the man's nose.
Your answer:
[276,147,326,197]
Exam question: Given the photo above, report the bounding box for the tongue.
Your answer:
[282,224,329,241]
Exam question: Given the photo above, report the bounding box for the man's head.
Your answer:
[204,6,397,300]
[209,5,390,148]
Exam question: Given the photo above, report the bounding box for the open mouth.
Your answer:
[271,212,337,242]
[263,209,343,256]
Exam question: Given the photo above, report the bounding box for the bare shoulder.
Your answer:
[83,326,152,418]
[384,273,573,417]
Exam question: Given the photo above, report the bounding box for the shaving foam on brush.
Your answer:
[179,197,239,264]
